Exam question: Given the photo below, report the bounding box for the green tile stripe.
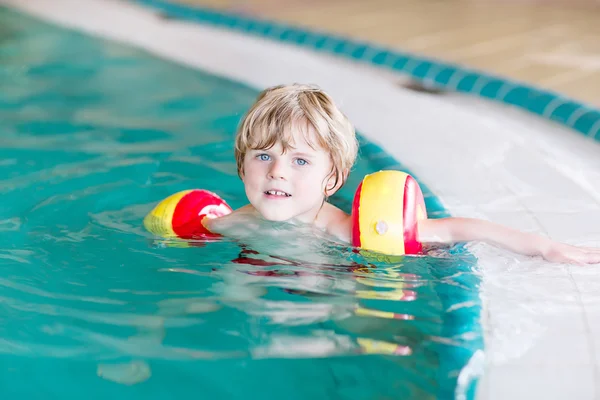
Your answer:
[356,137,450,218]
[138,0,600,142]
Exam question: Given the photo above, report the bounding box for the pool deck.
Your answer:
[4,0,600,399]
[175,0,600,108]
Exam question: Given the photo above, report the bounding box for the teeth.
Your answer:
[266,190,290,197]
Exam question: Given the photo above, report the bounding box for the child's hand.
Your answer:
[542,242,600,265]
[419,218,600,266]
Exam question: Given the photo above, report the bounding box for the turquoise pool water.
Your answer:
[0,8,482,399]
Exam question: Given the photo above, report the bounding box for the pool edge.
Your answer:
[136,0,600,142]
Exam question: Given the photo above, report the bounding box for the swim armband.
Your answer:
[143,189,232,239]
[351,170,427,256]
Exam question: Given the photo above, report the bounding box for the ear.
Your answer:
[238,161,246,182]
[324,168,348,197]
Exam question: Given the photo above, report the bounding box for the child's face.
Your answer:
[241,125,336,223]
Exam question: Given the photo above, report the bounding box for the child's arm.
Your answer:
[418,217,600,265]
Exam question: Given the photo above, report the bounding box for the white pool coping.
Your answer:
[4,0,600,398]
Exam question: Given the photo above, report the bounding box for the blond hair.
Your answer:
[234,84,358,190]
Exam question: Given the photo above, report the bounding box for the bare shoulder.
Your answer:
[316,202,352,243]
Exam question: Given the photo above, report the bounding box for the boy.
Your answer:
[204,83,600,265]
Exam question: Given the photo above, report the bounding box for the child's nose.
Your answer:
[268,160,287,180]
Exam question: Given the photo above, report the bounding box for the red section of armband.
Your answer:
[403,175,425,255]
[351,181,363,248]
[172,190,232,239]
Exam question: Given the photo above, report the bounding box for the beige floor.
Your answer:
[173,0,600,107]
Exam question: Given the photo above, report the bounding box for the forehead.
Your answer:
[285,123,324,151]
[250,118,330,156]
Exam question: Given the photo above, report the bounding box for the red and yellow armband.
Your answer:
[143,189,232,239]
[351,170,427,256]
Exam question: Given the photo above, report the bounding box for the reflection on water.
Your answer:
[0,7,482,400]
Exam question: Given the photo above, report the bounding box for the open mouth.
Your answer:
[264,190,291,197]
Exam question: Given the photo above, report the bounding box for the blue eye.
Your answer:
[258,154,271,161]
[295,158,308,166]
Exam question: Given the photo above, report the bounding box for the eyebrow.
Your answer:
[250,148,315,159]
[291,152,314,159]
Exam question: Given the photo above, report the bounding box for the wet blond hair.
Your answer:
[234,83,358,190]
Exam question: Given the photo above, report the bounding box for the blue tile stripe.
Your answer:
[356,136,450,218]
[137,0,600,142]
